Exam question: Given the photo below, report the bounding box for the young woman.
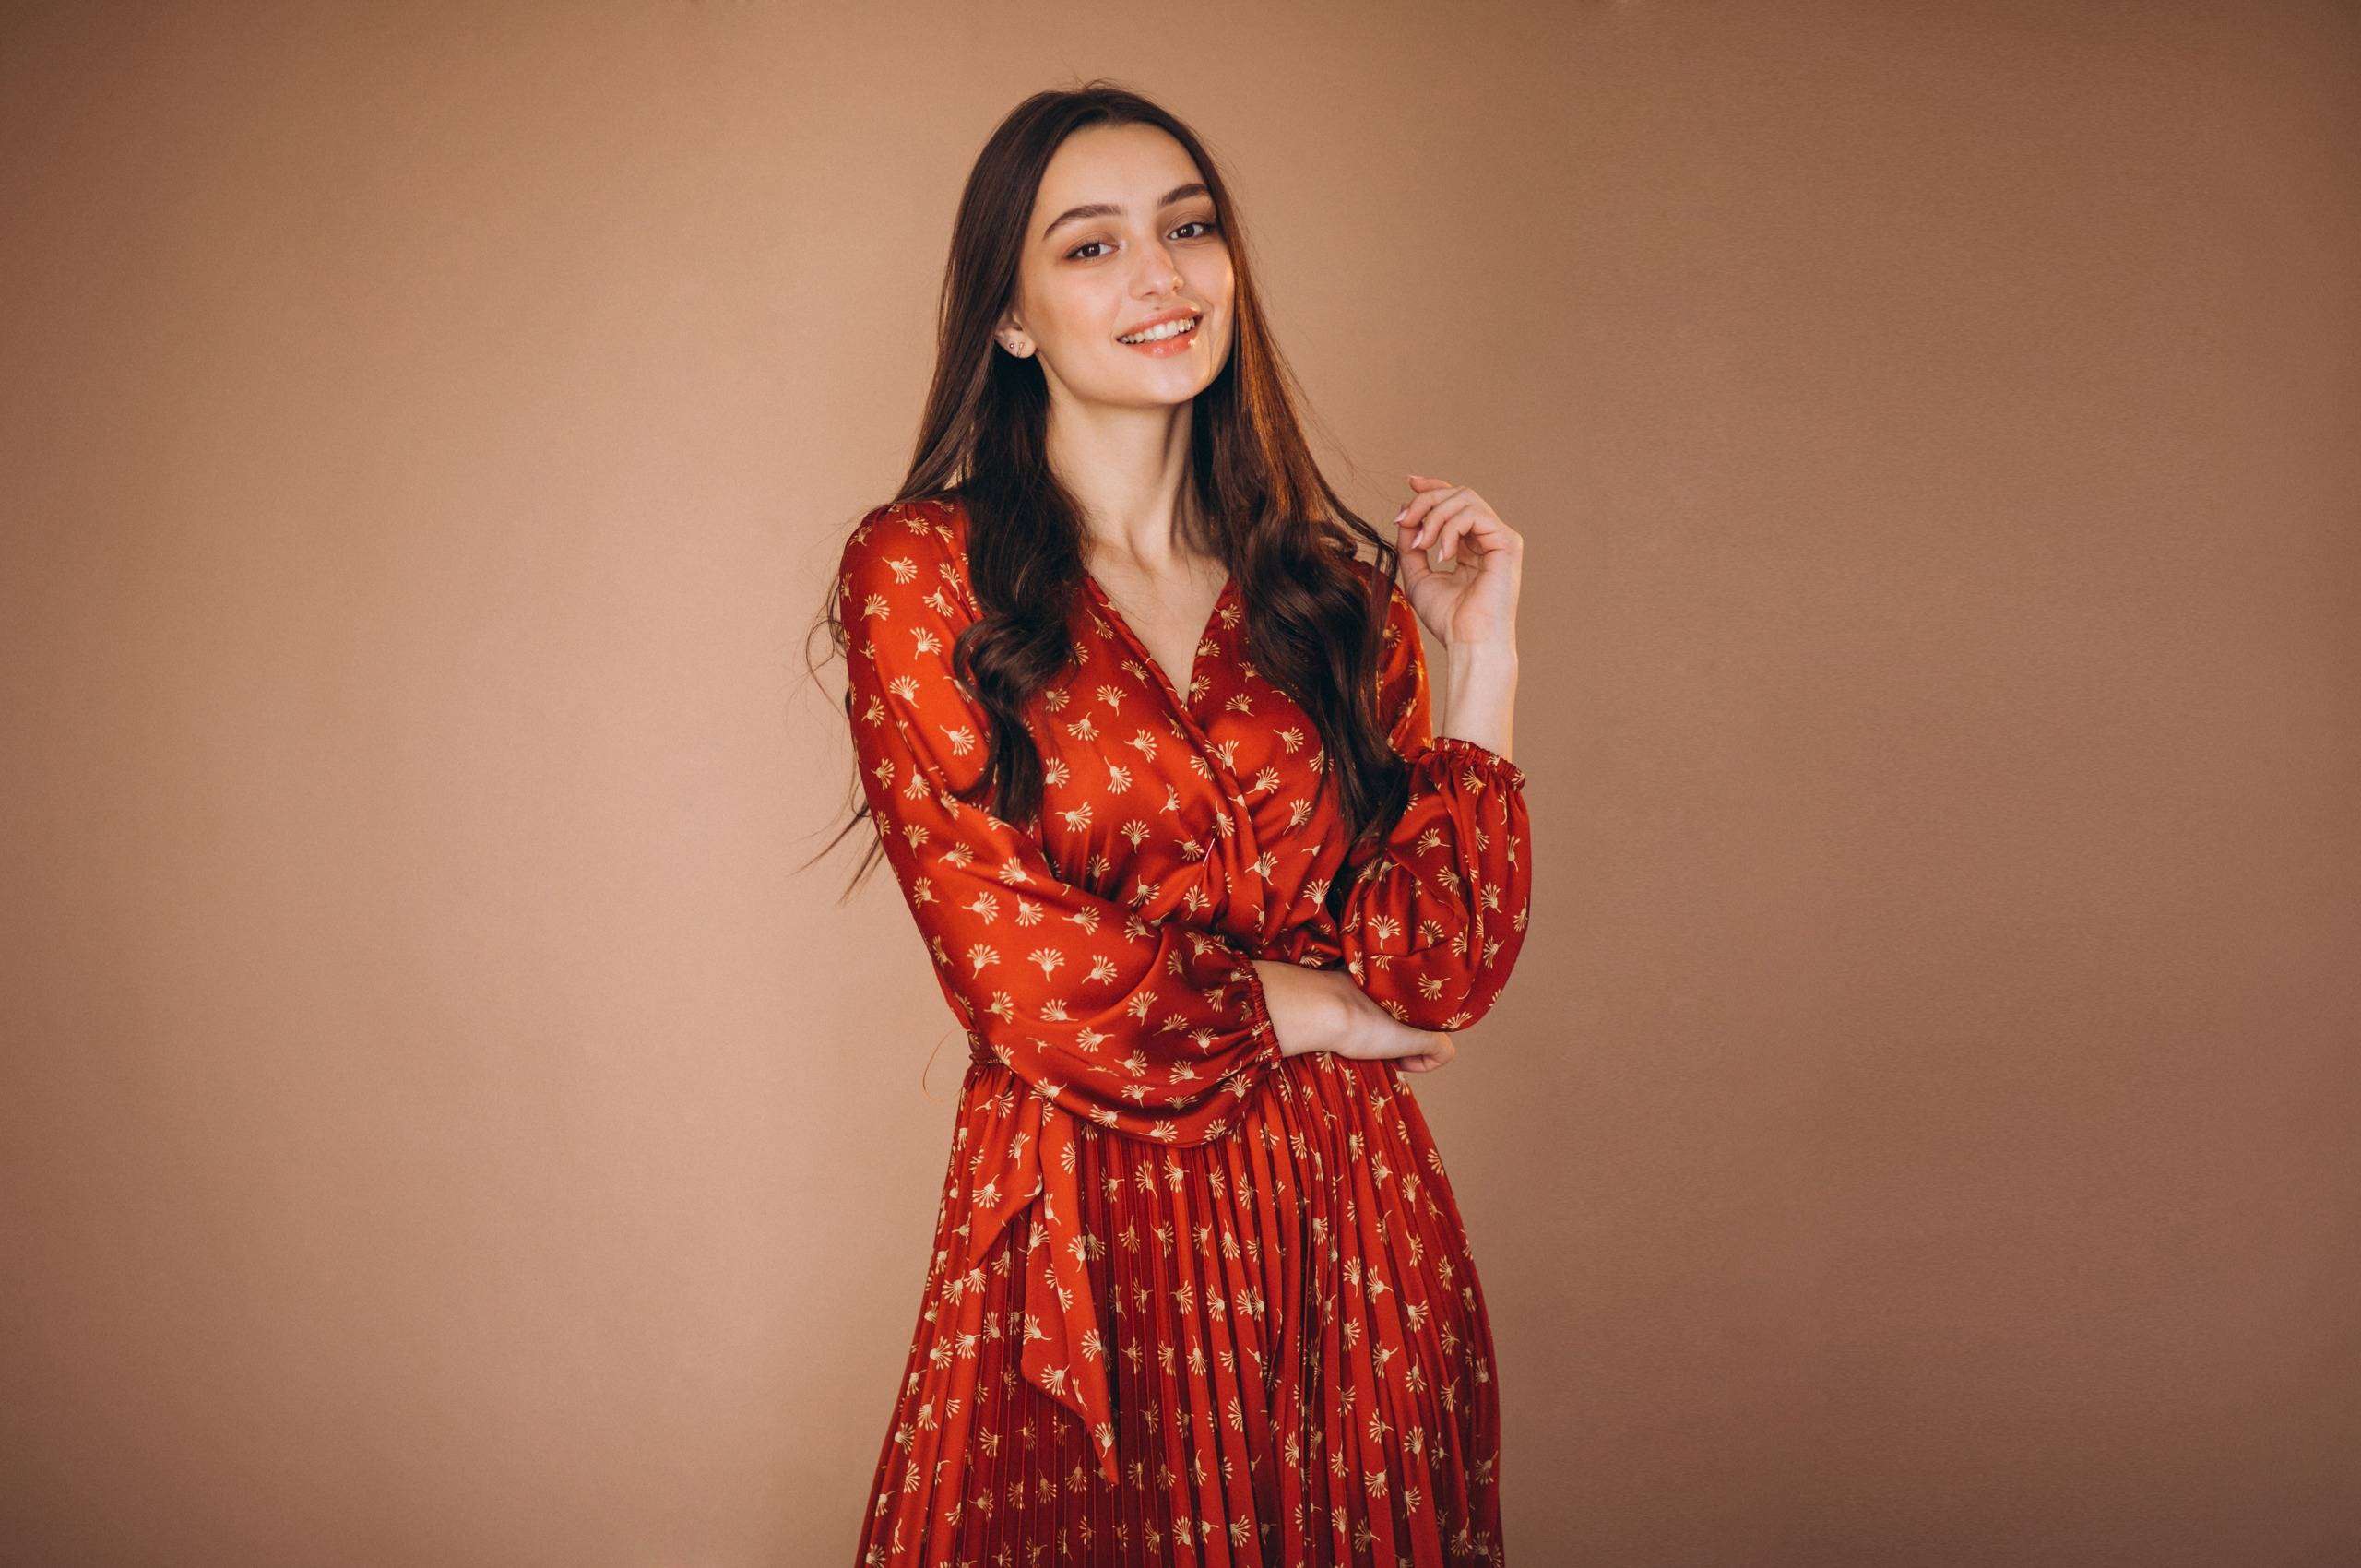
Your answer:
[825,83,1531,1566]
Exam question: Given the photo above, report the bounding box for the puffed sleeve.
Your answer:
[836,500,1282,1144]
[1335,578,1534,1031]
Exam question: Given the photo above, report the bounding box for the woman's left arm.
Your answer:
[1331,476,1533,1033]
[1397,469,1523,758]
[1334,609,1531,1033]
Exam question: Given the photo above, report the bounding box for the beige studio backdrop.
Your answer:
[2,3,2355,1565]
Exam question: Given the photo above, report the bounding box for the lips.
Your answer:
[1116,307,1201,342]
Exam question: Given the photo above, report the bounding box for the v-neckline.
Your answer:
[1081,569,1234,720]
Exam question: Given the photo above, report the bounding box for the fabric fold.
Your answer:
[960,1082,1122,1487]
[862,1051,1509,1563]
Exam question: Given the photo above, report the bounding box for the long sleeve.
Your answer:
[836,503,1282,1145]
[1335,580,1534,1031]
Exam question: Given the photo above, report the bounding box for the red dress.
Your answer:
[838,495,1532,1566]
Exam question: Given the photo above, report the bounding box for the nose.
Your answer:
[1132,238,1184,294]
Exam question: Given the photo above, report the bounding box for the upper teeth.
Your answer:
[1121,315,1197,343]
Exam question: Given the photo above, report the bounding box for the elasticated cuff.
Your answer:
[1414,733,1529,793]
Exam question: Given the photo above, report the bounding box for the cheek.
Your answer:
[1187,271,1236,343]
[1189,252,1235,303]
[1038,280,1123,352]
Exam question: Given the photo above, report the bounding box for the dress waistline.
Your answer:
[952,921,1343,1488]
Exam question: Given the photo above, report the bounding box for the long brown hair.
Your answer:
[808,81,1412,903]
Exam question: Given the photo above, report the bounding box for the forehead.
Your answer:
[1030,123,1204,220]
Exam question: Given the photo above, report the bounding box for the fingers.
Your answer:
[1394,474,1506,568]
[1394,481,1464,538]
[1396,1031,1457,1073]
[1411,493,1486,565]
[1394,489,1468,575]
[1400,494,1501,570]
[1333,983,1459,1072]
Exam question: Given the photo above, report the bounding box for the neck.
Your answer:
[1045,397,1203,569]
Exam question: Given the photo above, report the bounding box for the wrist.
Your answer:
[1252,958,1322,1059]
[1313,969,1356,1056]
[1440,636,1519,668]
[1437,642,1518,761]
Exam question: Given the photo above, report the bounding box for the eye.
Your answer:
[1063,218,1222,262]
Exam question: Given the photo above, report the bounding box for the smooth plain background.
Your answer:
[4,3,2355,1564]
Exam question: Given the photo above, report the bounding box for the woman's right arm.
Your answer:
[1251,956,1458,1067]
[838,502,1286,1145]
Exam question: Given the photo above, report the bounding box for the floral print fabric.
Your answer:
[838,495,1531,1564]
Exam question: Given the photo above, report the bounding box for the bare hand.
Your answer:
[1255,961,1457,1072]
[1392,471,1523,651]
[1390,1029,1457,1074]
[1328,978,1456,1073]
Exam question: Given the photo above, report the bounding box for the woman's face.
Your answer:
[1003,122,1235,410]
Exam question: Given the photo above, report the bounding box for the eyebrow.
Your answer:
[1040,182,1212,242]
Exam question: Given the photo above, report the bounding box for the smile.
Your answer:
[1117,314,1202,352]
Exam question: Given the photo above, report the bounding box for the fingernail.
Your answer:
[1393,506,1406,522]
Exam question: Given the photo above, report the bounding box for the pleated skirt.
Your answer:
[851,1050,1507,1566]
